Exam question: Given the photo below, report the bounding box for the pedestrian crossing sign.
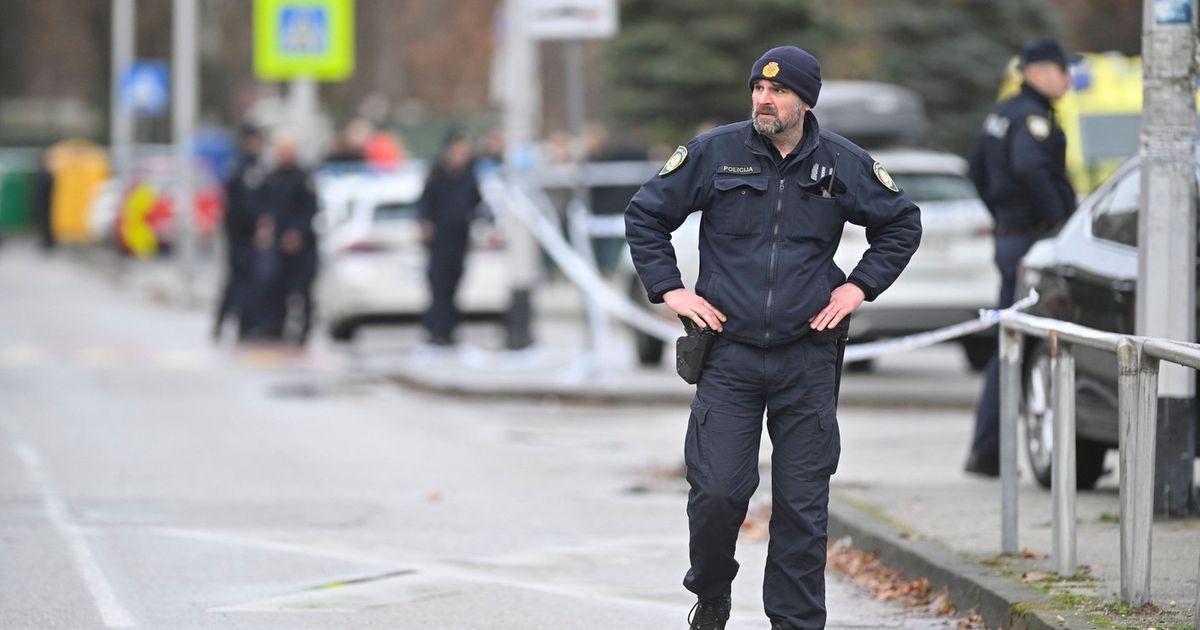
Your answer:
[254,0,354,81]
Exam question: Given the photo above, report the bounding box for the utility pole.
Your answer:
[501,0,541,350]
[110,0,135,182]
[1139,0,1197,517]
[173,0,198,304]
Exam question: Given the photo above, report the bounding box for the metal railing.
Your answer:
[998,309,1200,614]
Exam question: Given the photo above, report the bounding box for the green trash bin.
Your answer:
[0,151,36,234]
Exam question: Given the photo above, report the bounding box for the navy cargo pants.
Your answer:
[684,334,841,629]
[971,234,1037,457]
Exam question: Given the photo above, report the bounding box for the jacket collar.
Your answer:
[744,111,822,164]
[1019,82,1053,109]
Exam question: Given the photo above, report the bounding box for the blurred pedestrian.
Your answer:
[325,118,372,166]
[212,124,264,342]
[33,150,55,251]
[418,131,482,346]
[964,39,1078,477]
[259,133,319,345]
[624,46,921,629]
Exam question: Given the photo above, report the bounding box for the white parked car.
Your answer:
[616,148,1000,369]
[316,166,509,342]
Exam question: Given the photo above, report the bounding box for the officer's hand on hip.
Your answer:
[663,288,727,332]
[809,283,865,331]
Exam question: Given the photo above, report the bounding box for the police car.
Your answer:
[315,164,508,342]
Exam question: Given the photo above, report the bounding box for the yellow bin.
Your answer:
[47,139,109,244]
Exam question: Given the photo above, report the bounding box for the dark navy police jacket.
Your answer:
[624,113,922,348]
[967,83,1075,232]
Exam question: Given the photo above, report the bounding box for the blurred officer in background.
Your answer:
[418,131,482,347]
[213,124,263,342]
[625,46,921,630]
[259,133,319,345]
[964,39,1078,477]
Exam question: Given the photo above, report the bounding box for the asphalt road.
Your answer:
[0,243,961,629]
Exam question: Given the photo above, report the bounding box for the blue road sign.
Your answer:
[119,61,170,117]
[280,5,330,55]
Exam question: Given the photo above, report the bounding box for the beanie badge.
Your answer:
[762,61,780,78]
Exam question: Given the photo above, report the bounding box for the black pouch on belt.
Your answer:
[676,316,718,384]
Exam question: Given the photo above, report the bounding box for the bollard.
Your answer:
[1050,332,1077,576]
[1118,339,1153,605]
[1000,325,1022,554]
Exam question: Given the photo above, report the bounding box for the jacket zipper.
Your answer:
[764,177,785,345]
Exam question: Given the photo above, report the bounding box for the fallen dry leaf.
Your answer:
[1022,571,1055,583]
[931,589,955,616]
[1022,548,1049,559]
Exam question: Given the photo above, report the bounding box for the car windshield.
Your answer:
[374,202,419,222]
[890,173,978,203]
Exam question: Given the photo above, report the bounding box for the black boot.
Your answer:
[688,594,730,630]
[770,620,795,630]
[964,450,1000,477]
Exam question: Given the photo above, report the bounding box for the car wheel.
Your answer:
[962,337,996,372]
[628,278,665,366]
[1022,342,1109,490]
[330,320,358,343]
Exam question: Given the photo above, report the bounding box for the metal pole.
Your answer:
[563,39,610,366]
[1195,545,1200,630]
[288,78,319,165]
[110,0,135,182]
[999,324,1022,555]
[501,0,540,350]
[1051,333,1077,576]
[1140,0,1198,517]
[172,0,197,304]
[1119,339,1153,605]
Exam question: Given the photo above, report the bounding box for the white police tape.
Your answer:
[485,175,1038,363]
[842,291,1038,362]
[482,177,681,343]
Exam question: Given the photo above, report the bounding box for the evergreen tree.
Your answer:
[867,0,1062,155]
[604,0,841,144]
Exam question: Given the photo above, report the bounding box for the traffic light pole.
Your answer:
[1139,0,1198,516]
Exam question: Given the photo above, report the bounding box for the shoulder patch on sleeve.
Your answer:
[1026,115,1051,141]
[872,161,900,193]
[659,146,688,177]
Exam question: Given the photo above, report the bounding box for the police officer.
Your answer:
[259,133,319,344]
[964,39,1077,476]
[213,124,264,342]
[418,131,482,346]
[625,46,921,630]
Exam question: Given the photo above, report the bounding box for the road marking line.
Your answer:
[13,440,135,628]
[149,527,391,566]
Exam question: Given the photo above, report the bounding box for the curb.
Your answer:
[384,363,980,408]
[827,497,1093,630]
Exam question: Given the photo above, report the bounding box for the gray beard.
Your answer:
[751,104,803,137]
[752,115,784,136]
